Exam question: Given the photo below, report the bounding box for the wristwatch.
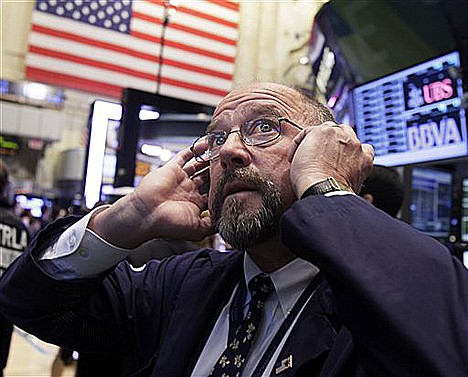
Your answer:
[301,177,352,198]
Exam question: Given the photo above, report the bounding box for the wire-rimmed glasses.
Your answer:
[190,116,303,162]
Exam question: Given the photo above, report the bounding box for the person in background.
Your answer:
[0,160,30,377]
[358,164,405,217]
[1,82,467,377]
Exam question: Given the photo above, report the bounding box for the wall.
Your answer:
[0,1,326,189]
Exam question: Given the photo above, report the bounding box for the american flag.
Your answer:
[26,0,239,105]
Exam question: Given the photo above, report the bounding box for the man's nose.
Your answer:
[218,131,252,170]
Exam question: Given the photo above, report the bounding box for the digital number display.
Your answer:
[353,51,467,166]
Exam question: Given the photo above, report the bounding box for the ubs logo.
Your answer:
[422,78,454,104]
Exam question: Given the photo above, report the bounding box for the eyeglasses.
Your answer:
[190,116,303,162]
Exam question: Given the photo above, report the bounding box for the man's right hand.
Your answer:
[88,148,214,249]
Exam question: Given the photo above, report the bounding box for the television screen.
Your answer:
[353,51,467,166]
[461,178,468,242]
[410,167,452,239]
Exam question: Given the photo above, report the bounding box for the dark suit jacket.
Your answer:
[0,195,467,376]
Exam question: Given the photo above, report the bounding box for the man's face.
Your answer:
[207,83,305,250]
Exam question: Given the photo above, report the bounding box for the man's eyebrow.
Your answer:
[206,120,219,133]
[206,106,282,133]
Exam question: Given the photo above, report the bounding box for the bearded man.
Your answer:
[1,83,467,377]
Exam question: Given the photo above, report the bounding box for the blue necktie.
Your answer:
[210,274,274,377]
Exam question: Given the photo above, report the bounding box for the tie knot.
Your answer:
[248,274,274,297]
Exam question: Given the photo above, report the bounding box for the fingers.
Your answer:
[171,147,195,167]
[288,121,340,162]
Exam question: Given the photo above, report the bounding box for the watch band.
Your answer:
[300,177,352,199]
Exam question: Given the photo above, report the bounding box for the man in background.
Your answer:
[359,164,404,217]
[0,160,30,377]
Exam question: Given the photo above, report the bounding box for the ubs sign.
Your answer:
[404,69,463,152]
[354,51,467,166]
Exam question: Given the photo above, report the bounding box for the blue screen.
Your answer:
[411,167,452,238]
[353,51,467,166]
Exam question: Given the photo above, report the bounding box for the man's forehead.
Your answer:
[207,104,282,131]
[208,84,301,131]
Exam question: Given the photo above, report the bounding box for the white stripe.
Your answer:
[132,18,237,57]
[182,1,240,24]
[133,1,238,40]
[29,32,234,80]
[27,53,231,94]
[32,11,137,47]
[161,64,232,91]
[162,45,234,75]
[159,83,223,106]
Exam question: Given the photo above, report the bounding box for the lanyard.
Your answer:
[252,273,323,377]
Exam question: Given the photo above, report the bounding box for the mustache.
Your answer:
[213,168,268,200]
[211,168,271,221]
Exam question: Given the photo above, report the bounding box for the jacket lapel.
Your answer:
[271,281,340,377]
[151,251,243,377]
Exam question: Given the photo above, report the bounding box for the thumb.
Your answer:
[196,215,215,240]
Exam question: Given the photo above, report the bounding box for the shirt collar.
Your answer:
[243,253,320,317]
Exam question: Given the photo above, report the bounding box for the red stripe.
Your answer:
[178,5,237,28]
[32,24,234,64]
[160,76,228,97]
[29,45,232,81]
[145,0,238,28]
[207,0,239,11]
[133,11,236,46]
[26,67,122,98]
[131,30,235,63]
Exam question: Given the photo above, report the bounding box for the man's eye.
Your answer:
[256,120,274,133]
[213,134,226,145]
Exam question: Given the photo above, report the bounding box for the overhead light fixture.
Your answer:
[139,109,160,120]
[140,144,173,162]
[22,82,49,101]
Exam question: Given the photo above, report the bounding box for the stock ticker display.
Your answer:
[353,51,467,166]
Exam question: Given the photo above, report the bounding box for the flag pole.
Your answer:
[156,1,180,94]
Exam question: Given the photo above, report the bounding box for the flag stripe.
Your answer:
[29,45,156,81]
[27,66,123,97]
[208,0,239,11]
[176,5,237,28]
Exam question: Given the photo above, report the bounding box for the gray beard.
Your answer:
[212,168,283,251]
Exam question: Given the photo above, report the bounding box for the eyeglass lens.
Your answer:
[192,117,283,161]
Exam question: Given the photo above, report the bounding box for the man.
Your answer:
[0,160,30,377]
[0,83,467,377]
[359,165,405,217]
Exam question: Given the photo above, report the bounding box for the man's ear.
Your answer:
[362,193,374,205]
